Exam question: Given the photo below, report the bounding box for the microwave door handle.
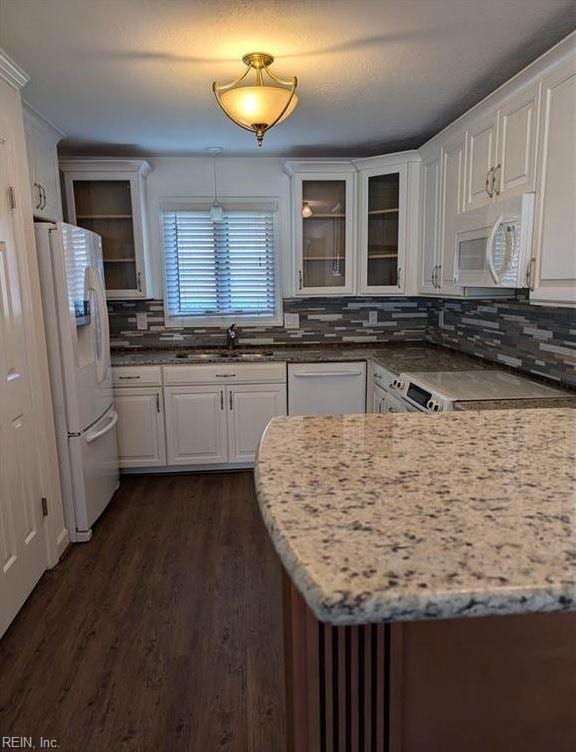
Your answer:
[486,215,502,285]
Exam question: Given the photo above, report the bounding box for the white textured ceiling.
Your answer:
[0,0,574,156]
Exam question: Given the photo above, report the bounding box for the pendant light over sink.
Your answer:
[212,52,298,146]
[206,146,224,222]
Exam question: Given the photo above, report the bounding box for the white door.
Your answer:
[530,58,576,305]
[419,153,441,293]
[164,386,228,465]
[0,121,47,637]
[465,114,498,211]
[227,384,287,463]
[116,387,166,468]
[440,134,466,291]
[496,84,539,199]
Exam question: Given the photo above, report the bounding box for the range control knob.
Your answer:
[392,379,405,390]
[427,399,441,412]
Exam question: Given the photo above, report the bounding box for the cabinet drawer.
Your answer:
[162,362,286,386]
[113,365,162,387]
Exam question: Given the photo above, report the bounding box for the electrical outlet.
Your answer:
[284,312,299,329]
[136,311,148,331]
[368,310,378,324]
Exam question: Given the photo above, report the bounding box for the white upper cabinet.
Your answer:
[530,56,576,306]
[358,163,408,294]
[465,113,497,211]
[465,83,538,212]
[23,105,63,222]
[419,152,441,293]
[60,159,152,300]
[495,84,539,199]
[439,134,466,292]
[285,163,356,296]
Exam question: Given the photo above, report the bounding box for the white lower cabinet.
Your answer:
[115,387,166,468]
[227,384,287,463]
[164,386,228,466]
[164,382,287,466]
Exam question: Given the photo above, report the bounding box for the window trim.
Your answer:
[159,197,283,328]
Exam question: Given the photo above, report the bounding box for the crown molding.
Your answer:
[59,158,152,177]
[0,48,29,90]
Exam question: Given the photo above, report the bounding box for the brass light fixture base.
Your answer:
[242,52,274,69]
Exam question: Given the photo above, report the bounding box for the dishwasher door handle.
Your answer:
[292,370,363,378]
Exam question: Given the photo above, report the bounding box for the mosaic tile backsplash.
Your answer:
[427,298,576,386]
[108,297,430,348]
[108,296,576,386]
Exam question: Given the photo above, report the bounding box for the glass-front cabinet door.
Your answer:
[359,165,407,294]
[61,160,151,300]
[293,171,355,296]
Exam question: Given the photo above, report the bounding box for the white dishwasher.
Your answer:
[288,362,367,416]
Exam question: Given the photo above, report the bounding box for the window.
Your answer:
[162,205,279,324]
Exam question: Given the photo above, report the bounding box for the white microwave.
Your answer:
[454,193,535,288]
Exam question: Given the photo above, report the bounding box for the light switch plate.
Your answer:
[136,311,148,331]
[284,312,300,329]
[368,311,378,324]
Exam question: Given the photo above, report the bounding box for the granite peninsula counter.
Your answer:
[255,408,575,625]
[255,408,576,751]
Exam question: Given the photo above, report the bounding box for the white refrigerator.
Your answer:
[35,222,119,542]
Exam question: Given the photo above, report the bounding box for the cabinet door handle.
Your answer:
[298,269,303,290]
[137,272,142,292]
[492,163,501,196]
[431,266,436,288]
[526,257,536,291]
[229,391,233,410]
[397,266,402,289]
[156,392,160,413]
[485,168,495,197]
[220,390,224,410]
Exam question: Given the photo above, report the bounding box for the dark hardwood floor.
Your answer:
[0,472,286,752]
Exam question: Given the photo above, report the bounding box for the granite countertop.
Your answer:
[111,343,501,374]
[254,408,576,625]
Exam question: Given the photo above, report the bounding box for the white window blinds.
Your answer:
[162,209,277,319]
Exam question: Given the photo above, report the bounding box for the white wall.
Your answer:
[145,156,292,299]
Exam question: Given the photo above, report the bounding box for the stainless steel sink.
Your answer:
[175,351,274,361]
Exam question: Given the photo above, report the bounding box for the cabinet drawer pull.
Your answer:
[118,375,141,380]
[485,167,495,197]
[526,257,536,291]
[492,163,501,196]
[215,373,236,378]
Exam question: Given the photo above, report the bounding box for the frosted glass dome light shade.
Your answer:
[219,86,298,130]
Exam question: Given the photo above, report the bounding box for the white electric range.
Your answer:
[391,370,566,413]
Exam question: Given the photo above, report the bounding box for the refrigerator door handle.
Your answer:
[85,265,110,383]
[85,410,119,445]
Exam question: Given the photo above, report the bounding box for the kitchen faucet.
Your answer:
[226,323,238,350]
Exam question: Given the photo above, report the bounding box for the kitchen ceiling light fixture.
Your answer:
[212,52,298,147]
[206,146,224,222]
